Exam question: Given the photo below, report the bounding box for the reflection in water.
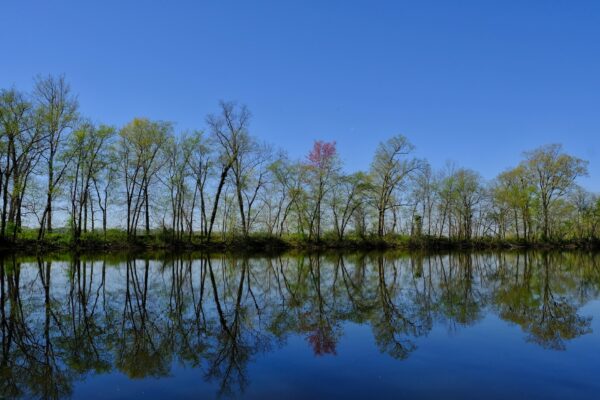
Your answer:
[0,251,598,398]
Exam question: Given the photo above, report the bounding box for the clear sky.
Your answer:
[2,1,599,190]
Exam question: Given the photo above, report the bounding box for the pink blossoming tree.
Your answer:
[305,140,339,240]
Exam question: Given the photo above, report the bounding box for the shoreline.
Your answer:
[1,234,598,254]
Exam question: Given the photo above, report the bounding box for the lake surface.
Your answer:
[1,251,599,399]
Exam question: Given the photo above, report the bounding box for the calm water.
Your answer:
[1,251,599,399]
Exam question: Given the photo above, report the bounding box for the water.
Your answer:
[1,251,599,399]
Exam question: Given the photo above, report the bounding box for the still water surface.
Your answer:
[1,251,599,399]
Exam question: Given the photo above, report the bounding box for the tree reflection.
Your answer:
[494,253,592,350]
[0,251,597,398]
[204,256,252,395]
[115,257,171,378]
[0,256,72,399]
[438,253,484,327]
[301,255,339,356]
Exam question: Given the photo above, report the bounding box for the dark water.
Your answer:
[1,251,599,399]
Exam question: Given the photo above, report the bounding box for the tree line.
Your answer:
[0,75,597,245]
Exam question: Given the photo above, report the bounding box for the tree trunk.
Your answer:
[145,185,150,235]
[207,165,231,241]
[47,154,54,233]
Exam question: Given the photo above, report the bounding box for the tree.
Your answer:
[331,172,369,240]
[568,187,599,241]
[523,144,588,239]
[92,149,117,239]
[410,163,437,237]
[205,101,250,241]
[162,133,196,241]
[231,138,272,237]
[186,130,212,238]
[370,135,423,237]
[305,140,339,241]
[0,89,45,240]
[263,155,305,237]
[448,168,484,240]
[34,75,79,236]
[493,165,535,240]
[117,118,170,238]
[65,122,115,241]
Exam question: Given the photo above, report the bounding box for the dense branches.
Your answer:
[370,135,424,237]
[117,118,170,238]
[523,144,588,239]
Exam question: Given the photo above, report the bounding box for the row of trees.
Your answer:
[0,75,596,243]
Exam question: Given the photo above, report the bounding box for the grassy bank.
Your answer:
[1,228,598,253]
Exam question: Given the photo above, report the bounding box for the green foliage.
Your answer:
[1,77,598,249]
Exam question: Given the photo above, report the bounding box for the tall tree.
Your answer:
[65,122,115,241]
[205,101,249,241]
[493,165,535,240]
[264,155,305,237]
[34,75,78,236]
[0,89,45,240]
[186,130,212,238]
[410,163,437,237]
[305,140,339,241]
[447,168,484,240]
[92,148,117,239]
[117,118,170,238]
[162,133,195,241]
[331,172,369,240]
[523,144,588,239]
[370,135,423,237]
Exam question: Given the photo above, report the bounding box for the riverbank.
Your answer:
[1,230,598,253]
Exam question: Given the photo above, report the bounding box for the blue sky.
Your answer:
[2,1,599,190]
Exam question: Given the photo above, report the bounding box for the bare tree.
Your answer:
[162,133,195,241]
[187,131,212,238]
[205,101,249,241]
[331,172,369,240]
